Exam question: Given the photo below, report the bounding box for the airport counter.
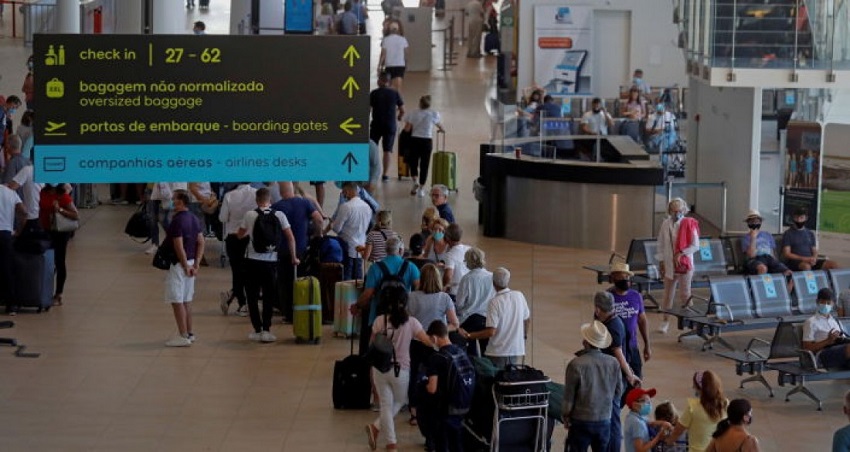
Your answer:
[479,135,664,251]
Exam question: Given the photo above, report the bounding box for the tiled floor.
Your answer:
[0,4,845,452]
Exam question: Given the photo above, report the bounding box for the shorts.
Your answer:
[385,66,406,79]
[309,181,325,186]
[164,260,196,303]
[745,255,789,275]
[370,126,397,153]
[785,257,825,271]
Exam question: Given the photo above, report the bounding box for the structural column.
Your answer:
[115,0,144,34]
[55,0,80,33]
[151,0,184,34]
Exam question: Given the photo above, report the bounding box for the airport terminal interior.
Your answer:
[0,1,846,451]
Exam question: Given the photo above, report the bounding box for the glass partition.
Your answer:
[677,0,850,70]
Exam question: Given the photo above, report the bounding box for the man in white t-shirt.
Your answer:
[237,187,298,343]
[218,182,257,316]
[6,163,42,231]
[442,223,470,297]
[803,288,850,369]
[0,185,23,314]
[460,267,530,368]
[378,22,409,92]
[329,182,372,280]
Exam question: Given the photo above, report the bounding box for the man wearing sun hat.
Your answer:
[563,320,623,452]
[608,263,651,381]
[741,209,792,277]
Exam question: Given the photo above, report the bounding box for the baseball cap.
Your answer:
[625,387,657,409]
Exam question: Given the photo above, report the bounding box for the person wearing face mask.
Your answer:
[192,21,206,35]
[645,102,678,161]
[802,288,850,370]
[0,95,22,153]
[21,56,34,111]
[705,399,760,452]
[741,209,793,286]
[420,218,449,262]
[655,198,700,334]
[608,263,651,385]
[579,98,615,161]
[624,387,673,452]
[781,207,839,271]
[147,182,188,255]
[632,69,651,96]
[668,370,728,452]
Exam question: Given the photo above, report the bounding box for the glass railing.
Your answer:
[677,0,850,71]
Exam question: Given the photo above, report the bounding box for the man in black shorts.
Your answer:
[782,207,839,271]
[369,72,404,182]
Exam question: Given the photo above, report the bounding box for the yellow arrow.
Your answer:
[343,45,361,67]
[339,117,362,136]
[341,76,360,99]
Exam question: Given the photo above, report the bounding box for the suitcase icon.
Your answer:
[46,78,64,98]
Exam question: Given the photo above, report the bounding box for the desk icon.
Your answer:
[43,157,66,172]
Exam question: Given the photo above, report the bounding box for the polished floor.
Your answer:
[0,4,845,452]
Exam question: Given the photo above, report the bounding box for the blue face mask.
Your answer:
[7,108,17,116]
[818,304,833,315]
[672,212,683,221]
[633,77,642,84]
[639,402,652,417]
[433,231,445,241]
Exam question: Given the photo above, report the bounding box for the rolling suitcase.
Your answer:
[12,249,55,312]
[398,129,412,180]
[333,280,362,337]
[319,262,344,323]
[431,130,457,191]
[491,365,551,452]
[293,272,322,344]
[332,333,372,409]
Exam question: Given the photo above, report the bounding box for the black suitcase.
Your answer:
[332,335,371,409]
[12,249,55,312]
[199,0,210,6]
[484,31,500,54]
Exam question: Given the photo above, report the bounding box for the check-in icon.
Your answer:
[45,121,67,136]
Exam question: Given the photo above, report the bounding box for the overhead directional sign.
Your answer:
[33,34,369,183]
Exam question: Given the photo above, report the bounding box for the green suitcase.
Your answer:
[293,275,322,344]
[431,131,457,191]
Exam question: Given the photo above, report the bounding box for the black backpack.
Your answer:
[375,260,409,314]
[251,208,282,253]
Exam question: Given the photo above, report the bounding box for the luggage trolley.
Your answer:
[491,375,551,452]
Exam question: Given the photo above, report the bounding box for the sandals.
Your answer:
[408,415,418,426]
[52,295,63,307]
[365,424,379,451]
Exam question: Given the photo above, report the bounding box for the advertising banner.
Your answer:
[784,121,821,228]
[533,5,593,97]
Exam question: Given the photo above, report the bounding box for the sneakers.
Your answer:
[165,336,191,347]
[365,424,379,451]
[417,188,426,198]
[381,175,389,182]
[144,245,158,255]
[410,183,419,195]
[187,333,196,343]
[657,320,670,334]
[219,290,233,315]
[260,331,277,343]
[248,331,263,342]
[236,305,248,317]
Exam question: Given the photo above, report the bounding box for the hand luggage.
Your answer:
[431,130,457,191]
[397,129,412,180]
[333,279,362,337]
[484,30,500,54]
[398,153,411,180]
[319,262,344,323]
[332,333,372,409]
[293,272,322,344]
[11,249,55,312]
[491,364,551,452]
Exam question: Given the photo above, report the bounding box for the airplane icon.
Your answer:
[45,121,67,133]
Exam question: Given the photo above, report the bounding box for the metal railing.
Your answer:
[432,16,457,71]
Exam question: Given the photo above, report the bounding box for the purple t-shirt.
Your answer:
[167,210,202,260]
[610,288,644,349]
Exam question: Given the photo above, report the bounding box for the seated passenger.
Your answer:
[741,209,791,277]
[802,288,850,370]
[781,207,838,271]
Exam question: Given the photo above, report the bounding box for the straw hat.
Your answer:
[609,262,634,276]
[580,320,612,349]
[743,209,762,222]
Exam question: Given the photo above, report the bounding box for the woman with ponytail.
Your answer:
[705,398,760,451]
[668,370,729,452]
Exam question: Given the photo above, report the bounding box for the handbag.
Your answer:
[152,240,177,270]
[125,203,151,242]
[365,315,397,374]
[52,211,79,232]
[200,196,219,215]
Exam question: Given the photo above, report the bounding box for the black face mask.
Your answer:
[794,221,806,229]
[748,223,761,230]
[592,108,601,114]
[614,280,631,291]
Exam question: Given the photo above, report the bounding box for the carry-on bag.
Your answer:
[293,270,322,344]
[333,279,362,337]
[397,129,412,180]
[319,262,344,322]
[11,249,55,312]
[430,130,457,191]
[491,364,551,452]
[332,332,372,409]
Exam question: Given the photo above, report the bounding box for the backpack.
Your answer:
[320,236,344,263]
[441,344,476,415]
[375,260,409,314]
[251,208,282,253]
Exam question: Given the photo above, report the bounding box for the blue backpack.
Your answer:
[319,236,344,263]
[441,345,475,416]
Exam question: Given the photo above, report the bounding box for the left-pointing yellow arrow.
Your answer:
[342,76,360,99]
[339,117,362,136]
